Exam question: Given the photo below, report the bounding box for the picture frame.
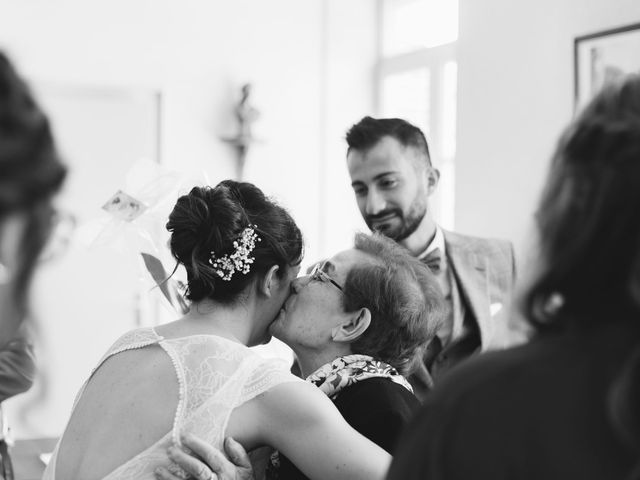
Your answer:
[574,22,640,111]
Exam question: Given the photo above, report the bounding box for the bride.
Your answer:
[43,180,389,480]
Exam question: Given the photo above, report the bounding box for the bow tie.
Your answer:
[422,248,443,274]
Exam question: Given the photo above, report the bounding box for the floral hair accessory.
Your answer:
[209,225,261,281]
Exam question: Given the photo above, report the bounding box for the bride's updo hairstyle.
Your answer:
[166,180,303,304]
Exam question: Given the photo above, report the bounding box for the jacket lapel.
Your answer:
[443,230,493,350]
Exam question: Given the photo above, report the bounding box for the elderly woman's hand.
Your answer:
[154,435,254,480]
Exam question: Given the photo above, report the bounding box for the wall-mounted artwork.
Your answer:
[574,22,640,111]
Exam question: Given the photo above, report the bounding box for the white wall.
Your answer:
[455,0,640,259]
[321,0,378,256]
[0,0,376,438]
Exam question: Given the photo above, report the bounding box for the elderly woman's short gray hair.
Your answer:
[342,232,445,375]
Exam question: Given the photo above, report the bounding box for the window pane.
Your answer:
[441,61,457,158]
[382,0,458,56]
[381,68,431,139]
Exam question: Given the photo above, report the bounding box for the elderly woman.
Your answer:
[156,232,445,480]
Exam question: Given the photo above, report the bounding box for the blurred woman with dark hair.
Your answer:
[0,51,66,344]
[0,51,66,480]
[387,75,640,480]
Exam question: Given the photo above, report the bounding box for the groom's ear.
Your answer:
[259,265,280,298]
[332,308,371,343]
[425,165,440,196]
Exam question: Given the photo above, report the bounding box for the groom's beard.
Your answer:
[365,197,427,242]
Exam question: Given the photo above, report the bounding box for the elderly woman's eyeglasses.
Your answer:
[309,263,344,293]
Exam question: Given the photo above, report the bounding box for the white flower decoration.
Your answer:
[209,225,261,281]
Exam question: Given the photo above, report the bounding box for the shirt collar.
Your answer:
[417,226,445,260]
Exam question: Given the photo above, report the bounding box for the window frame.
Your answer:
[375,11,458,229]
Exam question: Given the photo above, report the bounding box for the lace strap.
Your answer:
[237,356,303,405]
[156,341,187,448]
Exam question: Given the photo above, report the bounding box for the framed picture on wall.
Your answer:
[574,22,640,112]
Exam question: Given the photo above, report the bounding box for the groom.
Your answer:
[345,116,523,398]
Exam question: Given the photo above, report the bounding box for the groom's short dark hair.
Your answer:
[345,116,432,166]
[341,233,445,375]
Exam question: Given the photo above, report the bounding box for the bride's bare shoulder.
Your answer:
[55,345,177,480]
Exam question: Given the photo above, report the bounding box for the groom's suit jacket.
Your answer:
[409,229,524,401]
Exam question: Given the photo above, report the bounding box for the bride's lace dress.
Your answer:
[43,327,301,480]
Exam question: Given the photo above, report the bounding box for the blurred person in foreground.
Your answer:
[386,75,640,480]
[154,232,445,480]
[0,51,66,479]
[344,116,520,399]
[0,51,66,345]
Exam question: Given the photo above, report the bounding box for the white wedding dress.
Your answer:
[43,327,300,479]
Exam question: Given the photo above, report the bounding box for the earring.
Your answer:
[543,292,564,317]
[0,262,10,285]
